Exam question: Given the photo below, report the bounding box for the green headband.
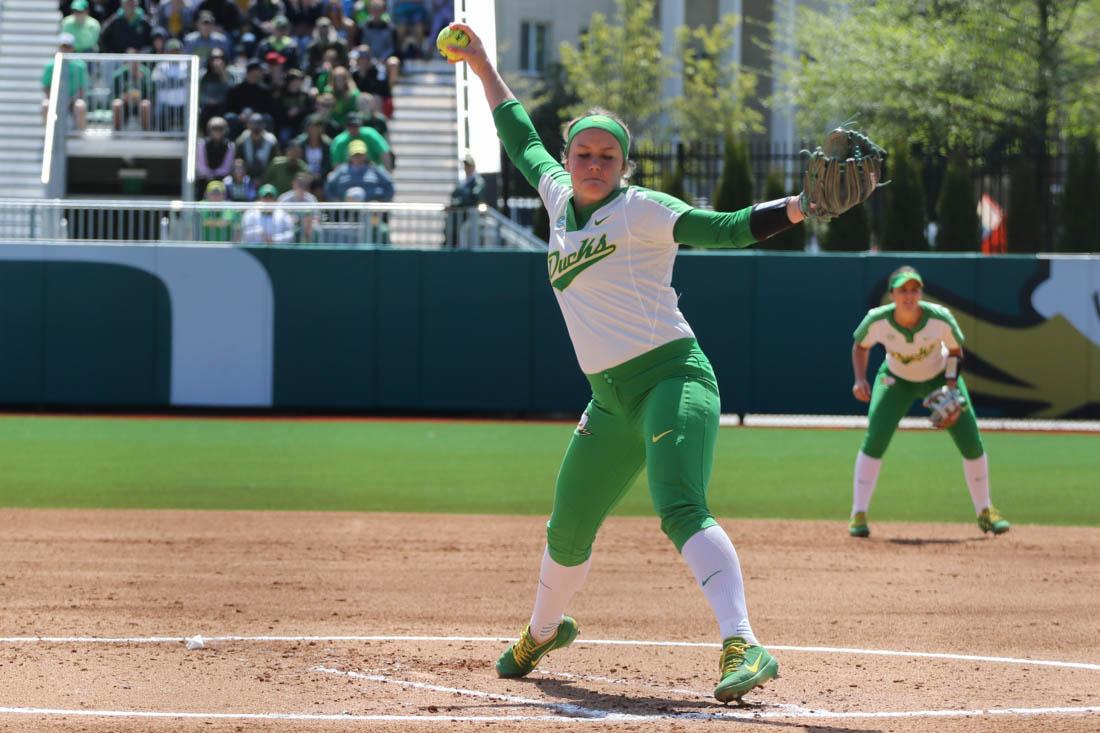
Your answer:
[567,115,630,160]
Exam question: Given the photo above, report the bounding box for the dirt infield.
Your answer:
[1,509,1098,732]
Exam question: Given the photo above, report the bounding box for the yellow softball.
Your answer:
[436,26,470,62]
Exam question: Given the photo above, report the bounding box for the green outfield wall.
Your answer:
[0,244,1096,418]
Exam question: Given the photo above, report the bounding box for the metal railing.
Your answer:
[42,53,200,198]
[0,199,547,250]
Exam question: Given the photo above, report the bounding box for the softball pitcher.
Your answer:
[442,23,880,703]
[849,266,1011,538]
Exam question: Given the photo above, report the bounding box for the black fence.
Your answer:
[499,140,1075,252]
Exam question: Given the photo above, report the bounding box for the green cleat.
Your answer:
[848,511,870,538]
[978,506,1010,535]
[713,636,779,703]
[495,616,578,678]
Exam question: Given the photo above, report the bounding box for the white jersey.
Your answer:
[854,302,964,382]
[539,170,694,374]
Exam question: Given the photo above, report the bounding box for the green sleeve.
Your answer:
[491,99,567,190]
[671,205,757,248]
[362,127,390,161]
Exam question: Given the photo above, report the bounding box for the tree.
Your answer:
[935,153,980,252]
[756,170,804,251]
[670,14,763,146]
[558,0,669,140]
[659,163,693,206]
[1007,157,1042,252]
[789,0,1100,249]
[821,206,871,252]
[1059,137,1100,252]
[880,142,927,251]
[711,132,753,213]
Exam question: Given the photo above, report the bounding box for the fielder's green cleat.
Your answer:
[978,506,1010,535]
[848,511,870,538]
[713,636,779,703]
[495,616,578,678]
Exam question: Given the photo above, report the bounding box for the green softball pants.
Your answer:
[860,363,984,460]
[546,338,721,567]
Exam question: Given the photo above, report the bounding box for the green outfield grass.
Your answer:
[0,415,1095,526]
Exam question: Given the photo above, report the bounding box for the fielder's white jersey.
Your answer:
[854,302,964,382]
[539,170,694,374]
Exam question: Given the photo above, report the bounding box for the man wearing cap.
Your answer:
[243,184,296,244]
[155,0,196,39]
[445,152,487,248]
[256,15,300,70]
[235,112,280,180]
[273,68,312,142]
[41,34,88,130]
[199,179,241,242]
[225,59,275,118]
[330,112,391,170]
[194,0,242,35]
[100,0,153,54]
[324,138,394,202]
[61,0,101,52]
[184,9,233,62]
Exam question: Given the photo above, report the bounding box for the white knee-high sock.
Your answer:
[681,526,757,644]
[528,547,590,643]
[852,451,883,515]
[963,454,992,514]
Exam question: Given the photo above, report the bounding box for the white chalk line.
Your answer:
[3,634,1098,671]
[2,634,1098,723]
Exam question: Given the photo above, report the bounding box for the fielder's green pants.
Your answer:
[861,363,984,460]
[546,338,721,567]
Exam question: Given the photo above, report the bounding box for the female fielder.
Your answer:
[849,266,1011,538]
[442,23,866,704]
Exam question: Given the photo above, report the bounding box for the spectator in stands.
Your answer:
[277,171,318,242]
[195,0,242,38]
[110,51,152,130]
[350,44,388,97]
[223,157,255,201]
[242,184,296,243]
[355,92,387,139]
[273,68,312,143]
[155,0,196,39]
[199,179,240,242]
[236,112,280,180]
[330,112,391,170]
[151,38,189,129]
[184,9,233,62]
[284,0,324,40]
[100,0,153,53]
[306,17,348,75]
[321,65,359,128]
[196,115,235,198]
[61,0,102,52]
[41,33,88,131]
[360,0,397,65]
[197,47,231,128]
[225,59,275,120]
[294,114,333,185]
[248,0,285,40]
[324,1,359,47]
[255,15,299,70]
[392,0,427,60]
[310,92,344,138]
[261,138,308,193]
[324,138,393,202]
[445,151,487,248]
[150,26,169,53]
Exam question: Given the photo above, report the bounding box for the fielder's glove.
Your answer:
[798,127,886,222]
[922,385,968,429]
